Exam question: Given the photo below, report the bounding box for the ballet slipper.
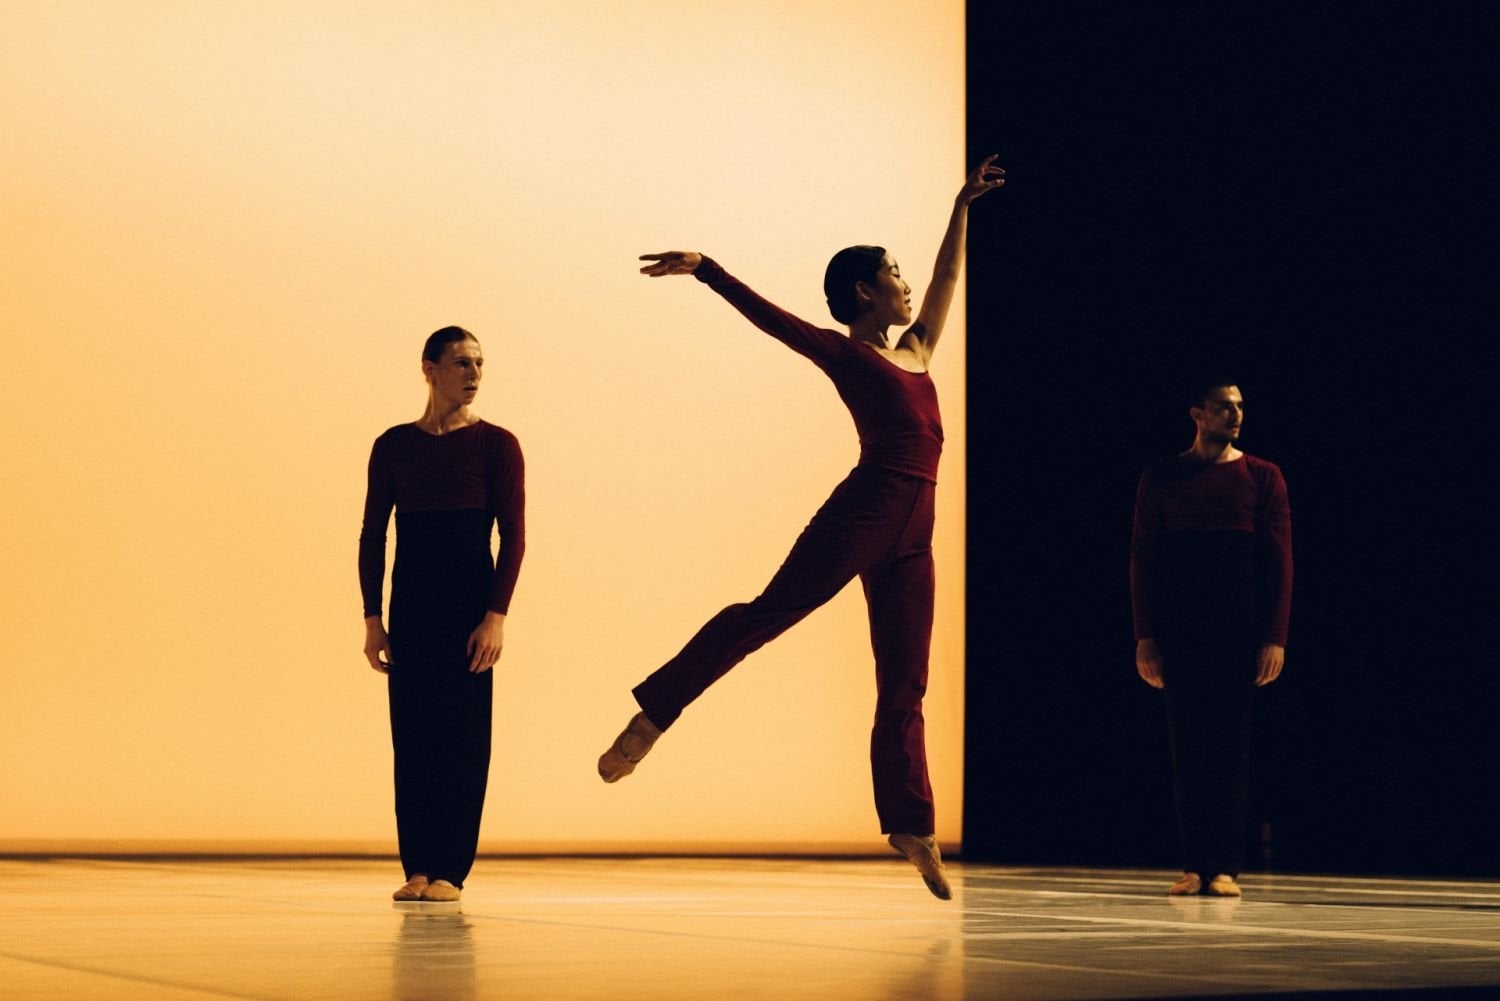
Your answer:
[888,833,952,900]
[1205,874,1241,897]
[1168,872,1203,896]
[598,711,663,783]
[420,879,462,902]
[392,875,429,901]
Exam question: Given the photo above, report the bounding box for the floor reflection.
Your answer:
[390,909,476,1001]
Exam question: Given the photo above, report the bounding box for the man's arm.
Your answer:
[358,435,395,674]
[1130,470,1165,688]
[1256,462,1293,686]
[471,430,526,674]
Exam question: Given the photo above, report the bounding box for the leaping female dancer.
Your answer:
[600,157,1004,899]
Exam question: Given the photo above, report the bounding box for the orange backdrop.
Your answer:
[0,0,966,853]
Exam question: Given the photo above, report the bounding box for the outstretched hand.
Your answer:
[639,251,702,277]
[959,154,1006,205]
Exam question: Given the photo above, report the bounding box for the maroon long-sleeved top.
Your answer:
[1130,452,1293,645]
[694,257,944,482]
[358,420,525,618]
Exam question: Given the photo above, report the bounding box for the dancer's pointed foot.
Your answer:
[1205,874,1241,897]
[598,711,663,783]
[888,833,952,900]
[421,879,462,902]
[392,875,429,901]
[1168,872,1203,896]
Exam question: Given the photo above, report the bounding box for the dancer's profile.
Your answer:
[598,157,1005,899]
[358,325,526,904]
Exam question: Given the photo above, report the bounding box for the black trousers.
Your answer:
[1155,531,1259,879]
[388,510,495,888]
[1160,639,1255,878]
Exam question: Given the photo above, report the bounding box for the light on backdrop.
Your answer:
[0,0,966,852]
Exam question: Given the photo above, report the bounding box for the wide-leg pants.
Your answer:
[1160,639,1255,879]
[633,466,938,835]
[1155,531,1259,879]
[388,510,495,888]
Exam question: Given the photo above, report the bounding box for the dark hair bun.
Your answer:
[823,245,887,324]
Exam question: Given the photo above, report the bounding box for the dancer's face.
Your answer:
[1191,385,1244,444]
[860,255,913,327]
[424,337,484,406]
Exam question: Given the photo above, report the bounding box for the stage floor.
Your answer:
[2,858,1498,1000]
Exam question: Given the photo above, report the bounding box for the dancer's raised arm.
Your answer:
[898,155,1005,364]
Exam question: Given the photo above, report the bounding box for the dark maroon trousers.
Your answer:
[633,466,937,835]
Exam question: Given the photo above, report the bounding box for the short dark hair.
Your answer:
[1190,378,1239,409]
[823,245,887,324]
[422,325,477,364]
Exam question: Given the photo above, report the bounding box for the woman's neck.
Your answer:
[847,316,891,349]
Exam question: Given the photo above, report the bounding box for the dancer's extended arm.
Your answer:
[899,155,1005,365]
[639,252,843,365]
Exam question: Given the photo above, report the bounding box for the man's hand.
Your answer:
[1255,643,1285,687]
[466,611,507,673]
[1136,638,1165,689]
[364,616,393,674]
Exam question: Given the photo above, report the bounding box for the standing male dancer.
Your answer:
[1130,381,1292,897]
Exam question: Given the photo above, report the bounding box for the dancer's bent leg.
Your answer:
[633,470,902,729]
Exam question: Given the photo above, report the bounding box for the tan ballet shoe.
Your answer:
[1168,872,1203,896]
[598,711,663,783]
[392,875,429,901]
[420,879,462,902]
[1205,874,1242,897]
[888,833,953,900]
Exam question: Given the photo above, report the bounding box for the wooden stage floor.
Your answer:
[2,857,1498,1000]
